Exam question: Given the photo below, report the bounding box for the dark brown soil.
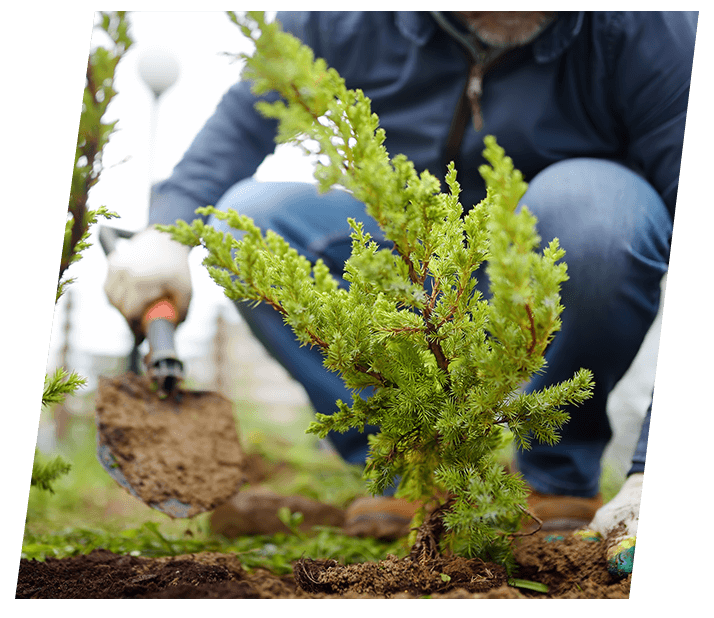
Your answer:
[15,531,630,599]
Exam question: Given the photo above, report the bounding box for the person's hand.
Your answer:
[577,472,642,577]
[104,226,192,338]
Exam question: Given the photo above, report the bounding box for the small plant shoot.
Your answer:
[160,11,594,566]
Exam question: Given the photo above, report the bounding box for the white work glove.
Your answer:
[104,226,192,338]
[578,472,643,577]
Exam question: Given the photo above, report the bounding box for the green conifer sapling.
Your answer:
[33,12,131,494]
[160,11,594,566]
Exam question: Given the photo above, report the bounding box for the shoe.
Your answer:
[210,486,345,538]
[523,488,603,532]
[342,487,601,539]
[505,461,603,532]
[343,496,423,540]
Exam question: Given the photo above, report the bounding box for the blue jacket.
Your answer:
[151,11,697,227]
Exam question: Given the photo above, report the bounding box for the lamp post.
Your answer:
[137,47,180,199]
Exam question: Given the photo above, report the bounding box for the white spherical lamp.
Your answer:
[138,47,180,99]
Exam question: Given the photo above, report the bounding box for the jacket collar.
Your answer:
[394,11,437,46]
[532,12,584,62]
[396,11,584,62]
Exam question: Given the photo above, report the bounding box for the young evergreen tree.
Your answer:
[33,12,131,494]
[161,11,594,566]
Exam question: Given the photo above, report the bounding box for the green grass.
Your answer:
[21,522,406,575]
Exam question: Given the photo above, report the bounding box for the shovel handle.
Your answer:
[143,299,184,393]
[142,298,180,360]
[142,298,179,329]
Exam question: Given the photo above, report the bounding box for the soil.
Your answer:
[15,531,631,599]
[95,373,246,518]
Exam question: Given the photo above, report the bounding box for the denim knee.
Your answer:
[514,159,672,496]
[522,158,671,325]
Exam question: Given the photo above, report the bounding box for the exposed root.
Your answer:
[409,497,454,562]
[510,504,543,537]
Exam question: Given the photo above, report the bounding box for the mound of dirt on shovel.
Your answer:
[15,531,631,599]
[95,373,246,518]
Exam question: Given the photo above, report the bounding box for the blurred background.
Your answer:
[40,10,664,482]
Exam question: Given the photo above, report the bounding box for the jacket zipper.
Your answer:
[432,12,529,175]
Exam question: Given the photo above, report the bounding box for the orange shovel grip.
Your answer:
[141,299,179,332]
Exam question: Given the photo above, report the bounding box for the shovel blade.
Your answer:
[95,373,246,518]
[96,439,195,518]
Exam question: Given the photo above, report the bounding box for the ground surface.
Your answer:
[16,530,630,599]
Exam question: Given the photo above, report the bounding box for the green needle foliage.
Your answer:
[59,11,127,301]
[160,11,593,566]
[34,12,131,495]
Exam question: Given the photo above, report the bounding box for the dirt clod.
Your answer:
[294,553,507,597]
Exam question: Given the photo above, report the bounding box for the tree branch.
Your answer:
[525,303,537,355]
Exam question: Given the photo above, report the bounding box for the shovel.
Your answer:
[95,226,246,518]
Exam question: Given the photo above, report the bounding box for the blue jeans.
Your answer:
[210,158,672,497]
